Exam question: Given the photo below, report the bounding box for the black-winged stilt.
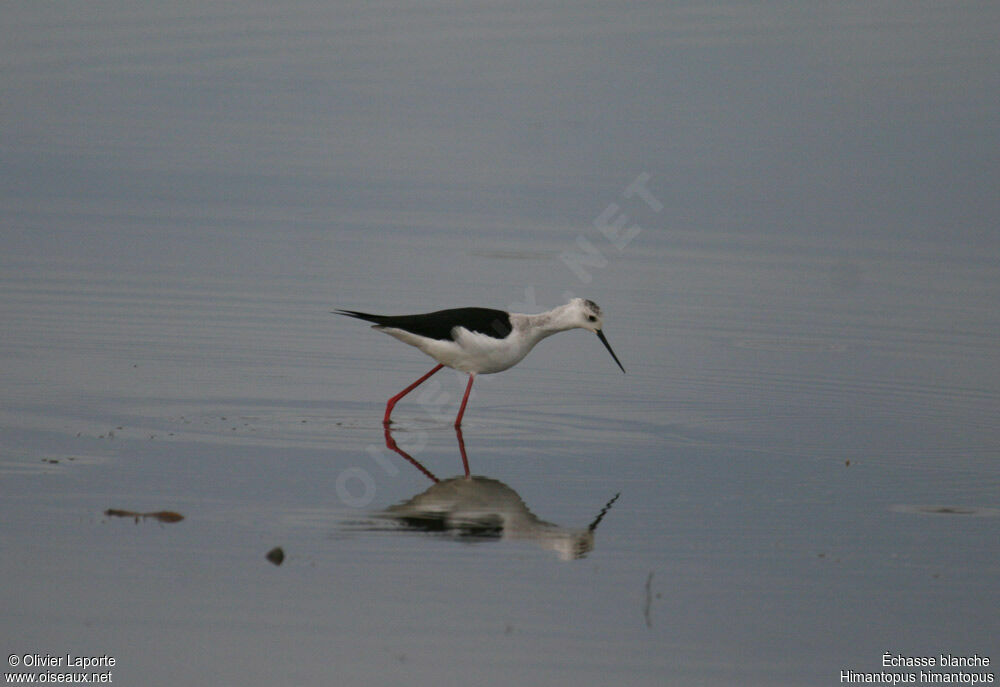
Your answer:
[335,297,625,427]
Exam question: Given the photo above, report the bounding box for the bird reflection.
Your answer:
[380,425,619,560]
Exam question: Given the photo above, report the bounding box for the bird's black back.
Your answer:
[336,307,512,341]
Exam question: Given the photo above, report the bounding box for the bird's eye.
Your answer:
[588,315,597,322]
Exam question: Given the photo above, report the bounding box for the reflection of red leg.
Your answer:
[454,425,470,478]
[384,363,444,425]
[383,425,438,483]
[454,374,475,428]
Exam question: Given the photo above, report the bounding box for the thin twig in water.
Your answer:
[643,570,654,628]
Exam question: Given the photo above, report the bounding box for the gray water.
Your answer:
[2,3,998,686]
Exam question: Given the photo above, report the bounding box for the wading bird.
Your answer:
[335,298,625,427]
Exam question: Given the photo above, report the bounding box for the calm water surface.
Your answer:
[2,3,998,686]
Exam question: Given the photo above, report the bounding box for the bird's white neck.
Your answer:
[518,303,580,340]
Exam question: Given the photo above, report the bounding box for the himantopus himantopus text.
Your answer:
[335,298,625,427]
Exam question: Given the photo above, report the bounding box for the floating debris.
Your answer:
[265,547,285,566]
[890,504,999,517]
[105,509,185,524]
[643,571,654,628]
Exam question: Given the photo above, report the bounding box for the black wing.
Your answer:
[335,307,512,341]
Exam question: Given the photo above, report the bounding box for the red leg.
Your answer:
[454,373,475,428]
[383,425,439,483]
[454,425,471,477]
[384,363,444,426]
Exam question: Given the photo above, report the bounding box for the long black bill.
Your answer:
[596,329,626,373]
[588,492,621,532]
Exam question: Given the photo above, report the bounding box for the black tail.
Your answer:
[332,309,387,325]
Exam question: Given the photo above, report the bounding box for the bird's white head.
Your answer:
[561,298,625,373]
[564,297,605,333]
